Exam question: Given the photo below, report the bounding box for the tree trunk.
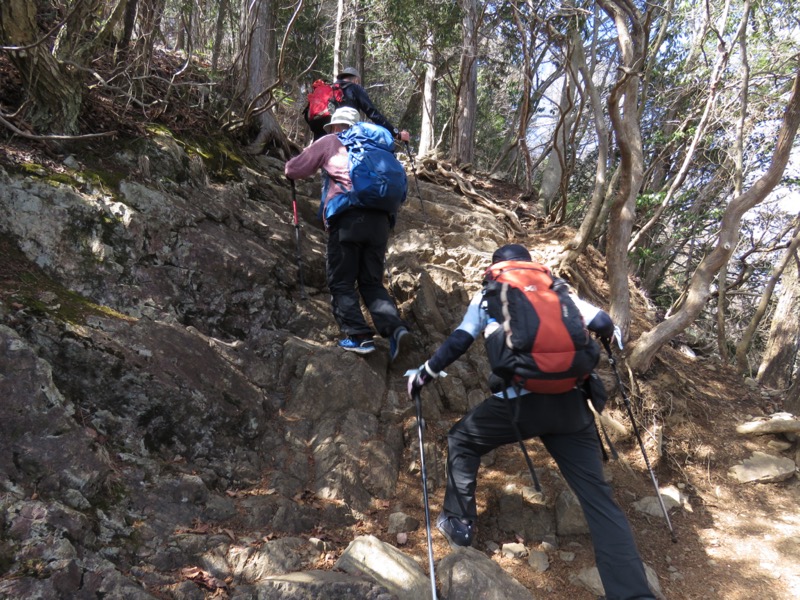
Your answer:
[0,0,84,134]
[509,6,534,192]
[539,71,576,214]
[212,0,229,72]
[242,0,291,157]
[597,0,647,338]
[628,67,800,373]
[734,222,800,375]
[333,0,345,77]
[121,0,139,51]
[757,243,800,388]
[137,0,167,70]
[418,29,437,158]
[628,3,743,253]
[718,1,752,361]
[450,0,480,166]
[353,0,365,78]
[559,25,609,272]
[786,367,800,415]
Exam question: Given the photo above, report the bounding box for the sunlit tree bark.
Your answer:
[0,0,125,134]
[450,0,480,166]
[558,26,610,274]
[241,0,291,156]
[629,67,800,372]
[734,221,800,375]
[417,28,437,157]
[756,238,800,388]
[596,0,647,338]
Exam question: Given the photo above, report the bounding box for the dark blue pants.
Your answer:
[443,389,654,600]
[326,209,405,337]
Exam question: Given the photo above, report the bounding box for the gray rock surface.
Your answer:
[0,143,716,599]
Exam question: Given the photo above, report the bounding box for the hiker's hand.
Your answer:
[399,130,410,143]
[407,363,435,398]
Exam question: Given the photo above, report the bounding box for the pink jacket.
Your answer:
[285,135,351,224]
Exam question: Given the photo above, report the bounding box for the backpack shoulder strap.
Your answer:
[338,122,394,152]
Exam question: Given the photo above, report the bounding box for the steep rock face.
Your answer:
[0,139,518,597]
[0,325,109,504]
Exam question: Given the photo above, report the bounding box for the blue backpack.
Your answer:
[323,123,407,224]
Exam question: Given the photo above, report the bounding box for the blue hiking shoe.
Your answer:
[436,512,474,548]
[338,336,375,354]
[389,326,409,362]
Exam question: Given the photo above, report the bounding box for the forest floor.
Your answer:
[2,51,799,599]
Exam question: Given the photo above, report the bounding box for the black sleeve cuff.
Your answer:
[588,311,614,339]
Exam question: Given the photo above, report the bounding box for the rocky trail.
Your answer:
[1,128,799,600]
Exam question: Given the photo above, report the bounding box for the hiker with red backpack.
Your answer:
[407,243,655,600]
[304,67,410,143]
[285,106,410,359]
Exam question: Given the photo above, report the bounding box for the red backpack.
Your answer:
[306,80,345,121]
[482,260,599,394]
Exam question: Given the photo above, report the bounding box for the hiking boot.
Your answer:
[436,512,474,547]
[338,336,375,354]
[389,326,409,362]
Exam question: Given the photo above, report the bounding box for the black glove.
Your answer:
[407,363,436,399]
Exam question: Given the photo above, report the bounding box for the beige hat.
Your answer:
[323,107,360,132]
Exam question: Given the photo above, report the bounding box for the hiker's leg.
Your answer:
[443,394,520,521]
[327,216,371,336]
[542,423,654,600]
[353,211,405,336]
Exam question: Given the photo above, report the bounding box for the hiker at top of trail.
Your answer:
[284,106,410,360]
[407,243,656,600]
[303,67,411,143]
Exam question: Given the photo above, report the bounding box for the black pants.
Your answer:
[303,109,329,141]
[326,209,405,337]
[444,390,654,600]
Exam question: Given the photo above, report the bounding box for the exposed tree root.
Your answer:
[416,156,524,234]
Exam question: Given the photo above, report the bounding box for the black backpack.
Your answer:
[482,260,599,394]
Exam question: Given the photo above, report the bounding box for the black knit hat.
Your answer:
[491,243,532,264]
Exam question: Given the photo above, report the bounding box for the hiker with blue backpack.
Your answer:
[407,243,655,600]
[303,67,410,143]
[285,106,410,360]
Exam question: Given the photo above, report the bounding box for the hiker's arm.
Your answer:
[424,291,486,374]
[425,330,474,374]
[587,311,613,339]
[570,295,614,339]
[408,291,485,397]
[285,136,338,179]
[348,84,402,138]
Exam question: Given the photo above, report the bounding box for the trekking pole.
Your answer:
[501,386,542,492]
[289,179,307,300]
[403,142,427,218]
[601,337,677,543]
[412,389,438,600]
